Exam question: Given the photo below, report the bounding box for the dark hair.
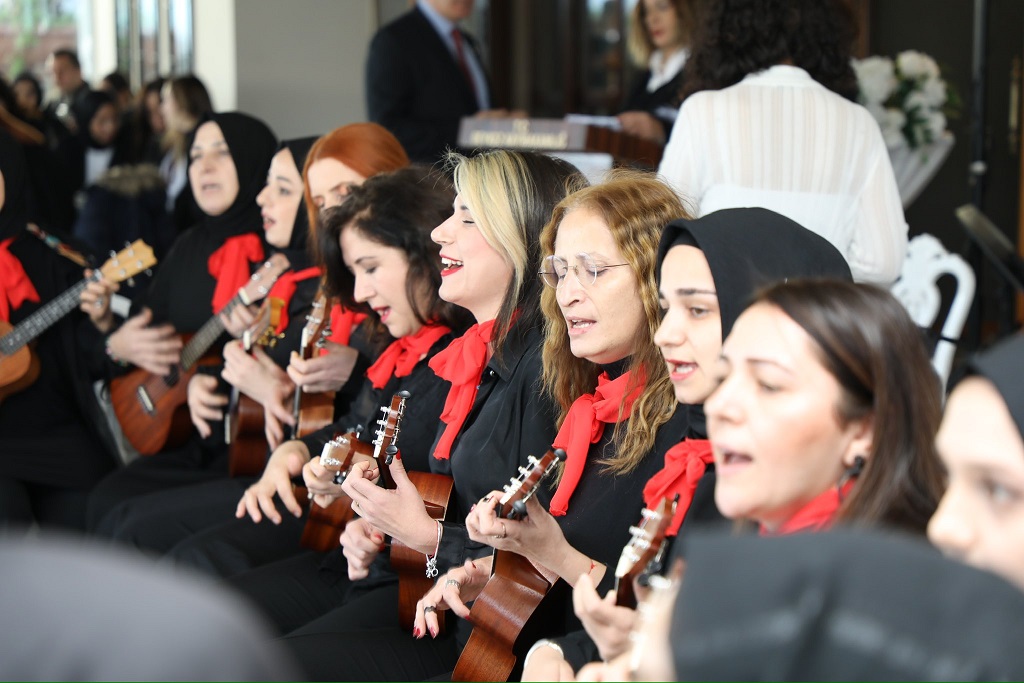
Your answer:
[627,0,699,66]
[164,75,214,158]
[317,166,472,338]
[132,77,165,156]
[101,71,131,97]
[753,280,945,534]
[51,48,81,69]
[12,72,42,113]
[680,0,858,101]
[0,76,20,119]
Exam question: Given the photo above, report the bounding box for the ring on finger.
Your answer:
[492,521,507,540]
[445,579,462,590]
[423,604,437,614]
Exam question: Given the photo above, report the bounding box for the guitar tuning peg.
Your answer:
[511,500,528,519]
[126,277,135,287]
[144,269,153,277]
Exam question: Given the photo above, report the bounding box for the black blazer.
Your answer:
[365,6,490,164]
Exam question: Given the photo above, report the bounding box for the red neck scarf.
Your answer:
[428,318,497,460]
[761,479,856,536]
[366,323,451,389]
[325,303,367,348]
[0,237,40,323]
[549,370,645,516]
[207,234,265,314]
[643,438,715,536]
[265,266,320,334]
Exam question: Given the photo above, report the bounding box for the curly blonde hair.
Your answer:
[540,170,689,475]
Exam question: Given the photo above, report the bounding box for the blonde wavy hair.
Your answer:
[540,170,688,475]
[448,150,588,356]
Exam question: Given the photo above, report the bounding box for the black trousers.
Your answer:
[86,440,228,534]
[0,477,91,532]
[167,509,307,577]
[280,584,459,682]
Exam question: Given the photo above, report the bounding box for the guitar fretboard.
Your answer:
[0,278,92,355]
[179,296,240,370]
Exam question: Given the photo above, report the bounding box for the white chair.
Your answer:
[890,233,976,391]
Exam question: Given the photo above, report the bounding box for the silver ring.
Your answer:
[307,490,314,500]
[445,579,462,590]
[491,522,507,540]
[94,297,105,309]
[423,605,437,614]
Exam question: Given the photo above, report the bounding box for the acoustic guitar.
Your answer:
[299,429,374,552]
[451,447,567,683]
[298,389,410,554]
[291,293,335,440]
[613,496,677,610]
[224,297,284,478]
[109,253,290,455]
[0,240,156,405]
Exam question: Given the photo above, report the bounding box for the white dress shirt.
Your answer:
[658,65,907,284]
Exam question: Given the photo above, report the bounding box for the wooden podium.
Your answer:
[456,117,663,169]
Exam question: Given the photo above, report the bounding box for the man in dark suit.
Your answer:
[366,0,497,164]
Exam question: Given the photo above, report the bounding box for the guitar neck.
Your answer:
[180,296,239,370]
[0,278,91,355]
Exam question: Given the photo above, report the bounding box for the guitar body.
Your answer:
[452,552,562,682]
[110,340,221,455]
[0,321,39,405]
[390,471,455,632]
[227,393,268,477]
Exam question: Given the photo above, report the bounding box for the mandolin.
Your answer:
[613,496,677,610]
[0,240,157,405]
[451,447,567,683]
[224,297,284,477]
[109,253,290,455]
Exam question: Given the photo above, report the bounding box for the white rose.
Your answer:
[927,111,947,139]
[881,107,907,148]
[921,77,948,108]
[853,56,896,104]
[904,90,932,114]
[897,50,940,80]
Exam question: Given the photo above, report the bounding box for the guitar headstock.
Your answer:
[613,496,677,609]
[242,297,284,351]
[237,253,291,306]
[98,239,157,284]
[300,292,332,361]
[494,447,566,520]
[373,391,410,490]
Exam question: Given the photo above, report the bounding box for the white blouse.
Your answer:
[658,65,907,285]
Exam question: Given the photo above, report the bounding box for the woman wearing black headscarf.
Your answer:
[0,130,119,530]
[84,112,279,531]
[929,333,1024,593]
[524,208,855,678]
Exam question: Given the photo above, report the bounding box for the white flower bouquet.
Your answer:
[853,50,959,150]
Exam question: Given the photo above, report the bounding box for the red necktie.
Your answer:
[207,234,265,314]
[451,28,478,101]
[365,323,451,389]
[549,370,645,516]
[428,319,497,459]
[643,438,715,536]
[0,237,40,323]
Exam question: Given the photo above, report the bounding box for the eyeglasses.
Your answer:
[539,253,631,289]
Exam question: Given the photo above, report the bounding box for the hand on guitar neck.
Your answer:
[301,430,375,508]
[105,307,182,376]
[79,270,119,333]
[219,302,259,338]
[287,341,360,393]
[465,489,606,589]
[340,454,437,556]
